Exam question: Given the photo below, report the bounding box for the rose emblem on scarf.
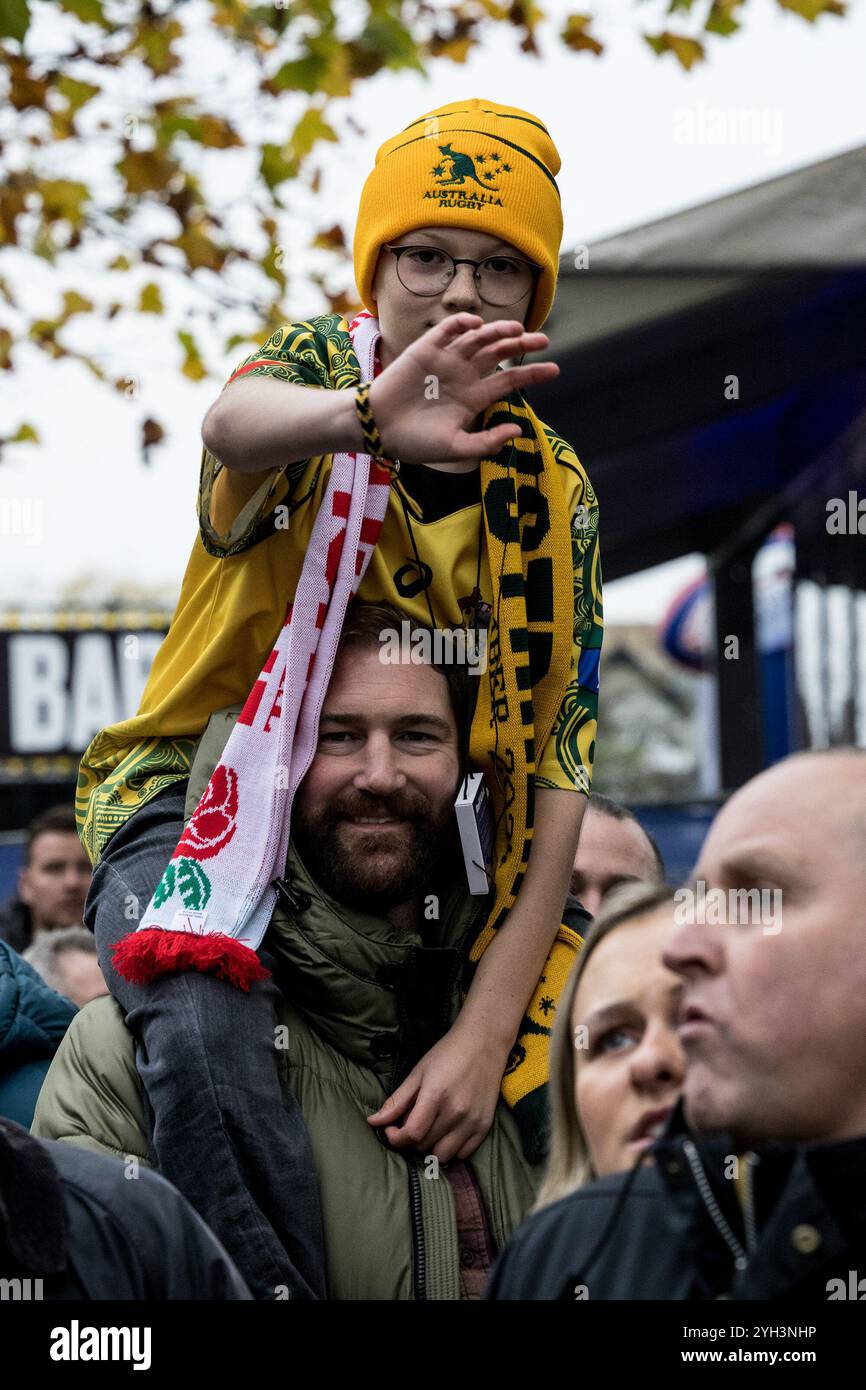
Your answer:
[151,765,239,914]
[174,764,239,862]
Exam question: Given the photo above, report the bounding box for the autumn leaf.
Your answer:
[429,34,474,61]
[312,224,347,252]
[56,75,101,111]
[60,290,94,319]
[10,422,39,442]
[777,0,845,16]
[172,226,226,272]
[0,181,28,246]
[141,417,165,462]
[0,0,855,421]
[197,115,244,149]
[8,56,51,110]
[644,30,706,67]
[133,17,183,76]
[118,149,179,196]
[561,13,604,54]
[37,179,90,226]
[178,329,207,381]
[138,282,164,314]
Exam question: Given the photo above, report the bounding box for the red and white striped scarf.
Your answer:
[114,310,393,988]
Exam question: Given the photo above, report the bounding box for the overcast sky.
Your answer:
[3,0,865,623]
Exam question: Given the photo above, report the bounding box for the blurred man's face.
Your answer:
[664,753,866,1147]
[372,224,534,371]
[19,832,91,932]
[293,645,461,917]
[571,809,661,919]
[56,950,108,1009]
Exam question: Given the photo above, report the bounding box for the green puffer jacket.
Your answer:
[32,708,541,1300]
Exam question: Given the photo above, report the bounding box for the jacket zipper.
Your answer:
[740,1150,759,1255]
[407,1157,427,1300]
[681,1138,750,1274]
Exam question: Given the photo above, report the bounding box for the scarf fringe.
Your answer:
[112,928,270,992]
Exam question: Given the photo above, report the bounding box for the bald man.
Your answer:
[488,748,866,1300]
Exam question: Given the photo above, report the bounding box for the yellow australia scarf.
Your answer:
[466,390,583,1162]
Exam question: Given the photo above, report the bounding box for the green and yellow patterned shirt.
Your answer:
[76,314,603,867]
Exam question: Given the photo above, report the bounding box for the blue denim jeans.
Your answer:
[85,781,326,1300]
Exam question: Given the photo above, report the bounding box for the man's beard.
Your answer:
[292,785,459,916]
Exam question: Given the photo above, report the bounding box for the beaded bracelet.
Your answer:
[353,383,400,474]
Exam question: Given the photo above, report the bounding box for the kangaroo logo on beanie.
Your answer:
[426,143,512,208]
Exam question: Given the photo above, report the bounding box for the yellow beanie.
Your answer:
[353,98,563,333]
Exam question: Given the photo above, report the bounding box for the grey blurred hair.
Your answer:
[23,926,96,997]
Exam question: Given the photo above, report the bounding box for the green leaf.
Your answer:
[0,0,30,42]
[153,861,176,908]
[56,75,101,111]
[288,106,338,161]
[359,16,424,73]
[57,0,107,23]
[176,857,211,910]
[260,143,299,190]
[272,53,329,95]
[224,332,255,352]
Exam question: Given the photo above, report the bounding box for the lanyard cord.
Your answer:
[396,483,438,633]
[395,476,485,637]
[395,479,486,796]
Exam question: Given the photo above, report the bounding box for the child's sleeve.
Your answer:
[198,317,344,559]
[536,434,603,794]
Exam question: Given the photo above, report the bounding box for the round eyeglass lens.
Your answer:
[394,247,534,306]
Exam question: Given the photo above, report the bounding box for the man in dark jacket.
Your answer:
[0,1116,251,1299]
[0,939,76,1128]
[487,747,866,1300]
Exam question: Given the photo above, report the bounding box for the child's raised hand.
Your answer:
[367,313,560,466]
[366,1017,514,1164]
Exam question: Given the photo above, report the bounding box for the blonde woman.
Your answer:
[540,880,684,1203]
[486,880,686,1298]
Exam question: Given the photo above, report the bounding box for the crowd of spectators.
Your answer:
[3,664,864,1303]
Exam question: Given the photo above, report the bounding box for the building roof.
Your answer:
[530,145,866,581]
